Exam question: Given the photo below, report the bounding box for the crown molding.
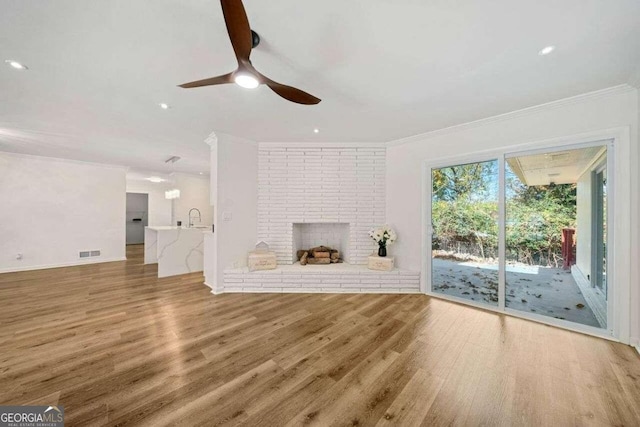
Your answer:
[0,150,128,170]
[258,142,385,149]
[628,66,640,89]
[204,131,218,148]
[205,130,259,147]
[386,84,636,148]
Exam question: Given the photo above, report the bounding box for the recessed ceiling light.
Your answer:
[5,60,27,70]
[199,172,203,175]
[234,74,259,89]
[313,128,320,134]
[159,103,170,110]
[538,46,555,56]
[147,176,164,183]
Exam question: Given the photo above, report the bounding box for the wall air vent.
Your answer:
[79,250,101,258]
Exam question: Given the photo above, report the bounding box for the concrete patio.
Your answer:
[432,258,601,328]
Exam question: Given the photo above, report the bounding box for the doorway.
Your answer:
[126,193,148,245]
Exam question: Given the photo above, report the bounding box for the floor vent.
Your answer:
[79,250,101,258]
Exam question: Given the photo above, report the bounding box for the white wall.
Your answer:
[0,152,127,272]
[125,177,172,227]
[386,85,638,344]
[172,173,213,226]
[206,132,258,291]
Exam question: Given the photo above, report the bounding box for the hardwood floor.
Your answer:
[1,245,639,426]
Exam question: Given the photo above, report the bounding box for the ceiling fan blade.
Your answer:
[220,0,253,61]
[178,72,234,88]
[260,76,321,105]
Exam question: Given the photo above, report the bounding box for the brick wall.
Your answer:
[222,267,421,293]
[257,144,386,264]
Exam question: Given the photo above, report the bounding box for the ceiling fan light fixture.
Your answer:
[234,73,259,89]
[178,0,320,104]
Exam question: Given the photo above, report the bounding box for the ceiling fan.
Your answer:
[179,0,321,105]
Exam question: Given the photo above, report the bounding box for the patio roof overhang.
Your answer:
[507,145,607,186]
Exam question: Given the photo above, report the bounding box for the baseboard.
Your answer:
[631,337,640,356]
[204,281,222,295]
[220,288,421,295]
[0,257,127,274]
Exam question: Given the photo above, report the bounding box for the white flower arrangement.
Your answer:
[368,225,397,246]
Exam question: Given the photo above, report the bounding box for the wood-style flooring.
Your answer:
[1,244,639,426]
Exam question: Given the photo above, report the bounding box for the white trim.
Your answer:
[421,162,429,294]
[636,346,640,356]
[0,150,128,170]
[258,142,385,149]
[422,127,630,342]
[498,157,506,311]
[204,281,223,295]
[387,85,635,147]
[218,289,421,295]
[0,257,127,274]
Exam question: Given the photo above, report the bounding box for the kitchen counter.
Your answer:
[144,226,210,277]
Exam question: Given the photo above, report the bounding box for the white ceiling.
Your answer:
[1,0,639,173]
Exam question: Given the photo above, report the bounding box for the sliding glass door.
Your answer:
[428,142,611,331]
[430,159,499,306]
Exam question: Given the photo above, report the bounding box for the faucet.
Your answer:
[188,208,202,228]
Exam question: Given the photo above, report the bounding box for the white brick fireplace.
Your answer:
[257,144,385,264]
[218,142,421,294]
